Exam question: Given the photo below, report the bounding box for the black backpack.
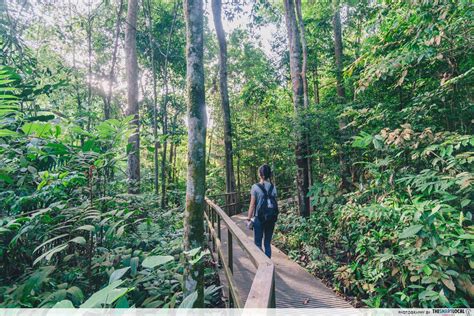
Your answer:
[256,183,278,223]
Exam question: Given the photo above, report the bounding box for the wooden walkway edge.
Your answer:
[216,212,353,308]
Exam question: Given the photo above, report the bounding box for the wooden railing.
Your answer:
[204,197,276,308]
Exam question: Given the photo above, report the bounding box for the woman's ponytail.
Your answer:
[258,164,272,181]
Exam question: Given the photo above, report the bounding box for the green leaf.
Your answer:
[178,291,198,308]
[52,300,74,308]
[66,286,84,304]
[423,265,433,276]
[33,233,69,254]
[115,295,129,308]
[460,199,470,208]
[0,173,13,184]
[109,267,130,284]
[441,277,456,292]
[0,227,11,234]
[130,257,139,277]
[458,234,474,240]
[399,225,423,239]
[418,289,438,301]
[33,243,69,265]
[75,225,95,232]
[69,236,87,245]
[184,247,200,257]
[142,255,174,269]
[116,225,126,238]
[80,280,124,308]
[21,122,53,137]
[0,129,19,137]
[352,132,373,148]
[437,246,457,256]
[189,249,209,265]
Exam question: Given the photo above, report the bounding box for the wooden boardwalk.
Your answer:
[216,211,352,308]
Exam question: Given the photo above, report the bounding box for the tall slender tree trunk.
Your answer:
[168,113,177,179]
[211,0,238,213]
[207,111,214,165]
[125,0,140,194]
[333,1,345,100]
[283,0,311,217]
[160,2,179,207]
[169,140,174,179]
[172,142,177,182]
[145,0,160,195]
[183,0,206,306]
[86,8,92,131]
[104,0,124,120]
[295,0,309,108]
[332,0,350,190]
[295,0,313,188]
[68,0,83,140]
[237,152,241,194]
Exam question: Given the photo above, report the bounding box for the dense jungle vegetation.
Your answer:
[0,0,473,309]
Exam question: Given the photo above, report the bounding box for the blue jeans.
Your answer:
[253,217,275,258]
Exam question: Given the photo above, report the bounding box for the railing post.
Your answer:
[217,215,222,265]
[228,228,234,308]
[211,209,216,252]
[228,230,233,273]
[270,270,276,308]
[224,193,229,216]
[206,204,210,243]
[231,192,236,215]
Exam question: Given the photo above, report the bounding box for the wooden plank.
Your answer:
[206,195,347,309]
[229,212,353,309]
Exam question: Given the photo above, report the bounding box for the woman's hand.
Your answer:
[246,218,254,230]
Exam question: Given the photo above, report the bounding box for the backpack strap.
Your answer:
[256,183,268,198]
[268,184,274,196]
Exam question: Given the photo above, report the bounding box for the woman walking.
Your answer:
[246,164,279,258]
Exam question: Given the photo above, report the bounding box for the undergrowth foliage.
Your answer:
[275,127,473,307]
[0,67,220,308]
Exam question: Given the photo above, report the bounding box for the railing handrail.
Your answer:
[206,186,294,198]
[205,197,275,308]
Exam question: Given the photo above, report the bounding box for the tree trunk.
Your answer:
[104,0,124,120]
[333,1,345,99]
[125,0,140,194]
[183,0,206,307]
[295,0,313,188]
[144,0,160,195]
[332,0,350,190]
[168,113,177,180]
[211,0,238,213]
[172,141,177,182]
[169,140,174,179]
[295,0,309,108]
[87,11,92,131]
[160,2,179,207]
[283,0,311,217]
[68,0,83,140]
[207,112,214,165]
